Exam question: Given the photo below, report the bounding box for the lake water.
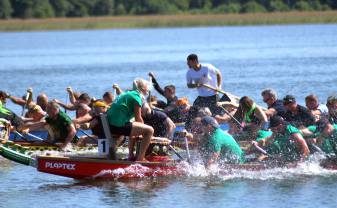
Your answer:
[1,24,337,208]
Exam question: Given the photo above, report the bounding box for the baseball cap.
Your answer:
[201,116,219,128]
[283,95,296,105]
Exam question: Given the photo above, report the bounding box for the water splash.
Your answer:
[93,164,159,179]
[178,153,337,181]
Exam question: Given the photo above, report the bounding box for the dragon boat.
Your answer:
[1,115,337,180]
[2,137,337,180]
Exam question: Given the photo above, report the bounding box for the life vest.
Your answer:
[0,101,11,116]
[244,102,257,123]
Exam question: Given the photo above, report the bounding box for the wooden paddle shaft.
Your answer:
[201,84,240,100]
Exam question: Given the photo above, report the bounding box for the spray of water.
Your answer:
[178,153,337,181]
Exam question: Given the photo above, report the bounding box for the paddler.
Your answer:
[141,102,176,139]
[282,95,315,129]
[107,78,153,162]
[148,72,178,109]
[0,91,27,132]
[315,118,337,154]
[261,89,286,118]
[76,100,109,146]
[199,116,245,166]
[305,94,328,122]
[301,119,335,154]
[257,116,310,162]
[54,88,91,117]
[26,101,77,150]
[186,54,222,114]
[326,95,337,124]
[230,96,268,140]
[102,91,114,106]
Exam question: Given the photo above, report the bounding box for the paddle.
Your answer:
[309,142,333,159]
[148,75,153,108]
[15,130,45,141]
[21,88,32,116]
[65,86,71,113]
[112,83,119,100]
[201,84,234,102]
[218,105,243,129]
[77,128,97,141]
[184,136,191,163]
[252,142,270,156]
[13,130,30,142]
[168,144,184,160]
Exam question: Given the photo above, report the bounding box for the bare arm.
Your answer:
[112,84,123,95]
[300,128,314,137]
[8,95,26,106]
[255,106,268,127]
[292,133,310,158]
[67,87,76,104]
[264,108,277,118]
[59,124,76,149]
[25,120,46,132]
[53,99,77,111]
[73,113,93,124]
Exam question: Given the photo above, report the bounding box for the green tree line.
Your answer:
[0,0,336,19]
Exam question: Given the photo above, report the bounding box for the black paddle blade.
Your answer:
[219,94,231,102]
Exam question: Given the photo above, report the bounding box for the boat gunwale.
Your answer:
[37,155,178,167]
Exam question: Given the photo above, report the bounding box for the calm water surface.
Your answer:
[1,24,337,208]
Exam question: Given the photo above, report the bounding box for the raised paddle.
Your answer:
[201,84,236,102]
[65,86,72,113]
[148,75,153,107]
[112,84,118,99]
[21,88,32,116]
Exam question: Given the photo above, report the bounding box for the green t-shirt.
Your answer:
[306,125,319,138]
[320,124,337,154]
[45,110,72,142]
[255,130,273,142]
[270,125,302,161]
[205,128,245,164]
[0,101,11,115]
[305,125,334,154]
[107,90,142,127]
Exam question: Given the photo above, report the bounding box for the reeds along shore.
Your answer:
[0,11,337,31]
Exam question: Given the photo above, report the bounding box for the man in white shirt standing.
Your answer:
[186,54,222,114]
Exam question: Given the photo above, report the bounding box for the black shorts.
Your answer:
[109,122,132,136]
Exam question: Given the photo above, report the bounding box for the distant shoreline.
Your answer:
[1,11,337,32]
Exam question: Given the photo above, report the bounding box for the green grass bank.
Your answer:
[1,11,337,31]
